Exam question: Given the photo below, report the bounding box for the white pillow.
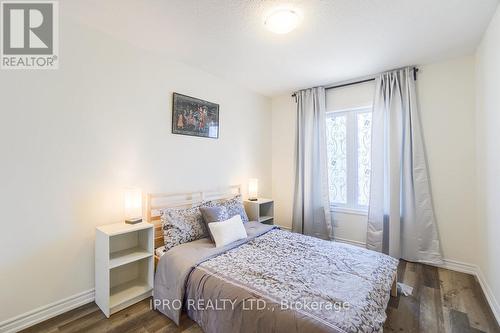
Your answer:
[208,215,248,248]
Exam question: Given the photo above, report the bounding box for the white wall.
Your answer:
[417,56,478,264]
[271,55,479,263]
[271,95,295,230]
[0,17,271,323]
[476,3,500,318]
[326,81,375,111]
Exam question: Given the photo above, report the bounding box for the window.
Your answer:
[326,107,372,212]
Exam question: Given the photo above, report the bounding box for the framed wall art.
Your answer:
[172,93,219,139]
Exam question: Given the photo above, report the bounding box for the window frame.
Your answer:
[326,105,373,215]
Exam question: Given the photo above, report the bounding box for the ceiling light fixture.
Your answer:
[264,9,301,34]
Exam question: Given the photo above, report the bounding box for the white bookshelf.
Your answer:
[95,222,154,317]
[244,198,274,224]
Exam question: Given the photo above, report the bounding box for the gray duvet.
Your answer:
[154,222,398,333]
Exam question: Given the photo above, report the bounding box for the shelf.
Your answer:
[96,221,154,317]
[109,247,152,269]
[247,198,273,204]
[110,279,152,309]
[97,222,152,236]
[259,216,273,223]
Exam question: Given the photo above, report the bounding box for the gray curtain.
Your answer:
[292,87,333,240]
[366,67,442,264]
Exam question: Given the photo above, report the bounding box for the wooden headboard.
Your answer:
[145,185,242,250]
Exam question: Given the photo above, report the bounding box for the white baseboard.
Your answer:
[476,267,500,325]
[275,224,291,231]
[333,237,366,248]
[434,258,477,275]
[428,259,500,325]
[0,289,95,333]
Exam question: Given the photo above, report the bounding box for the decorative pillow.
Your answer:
[160,205,207,252]
[203,194,249,222]
[200,206,229,242]
[208,215,248,248]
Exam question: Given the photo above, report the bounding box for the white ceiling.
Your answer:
[66,0,499,97]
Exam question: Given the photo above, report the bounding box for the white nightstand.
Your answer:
[95,222,154,317]
[244,198,274,224]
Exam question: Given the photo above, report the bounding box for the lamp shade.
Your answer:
[248,178,259,200]
[124,188,142,220]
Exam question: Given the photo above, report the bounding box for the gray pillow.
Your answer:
[203,194,249,223]
[199,206,229,242]
[160,205,208,252]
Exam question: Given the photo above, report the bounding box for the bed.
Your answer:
[147,186,399,333]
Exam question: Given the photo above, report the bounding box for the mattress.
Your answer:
[154,222,398,333]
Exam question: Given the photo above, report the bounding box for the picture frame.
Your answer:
[172,93,219,139]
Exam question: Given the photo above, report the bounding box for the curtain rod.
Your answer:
[291,67,419,98]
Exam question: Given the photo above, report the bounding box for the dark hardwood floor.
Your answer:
[385,261,499,333]
[22,261,499,333]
